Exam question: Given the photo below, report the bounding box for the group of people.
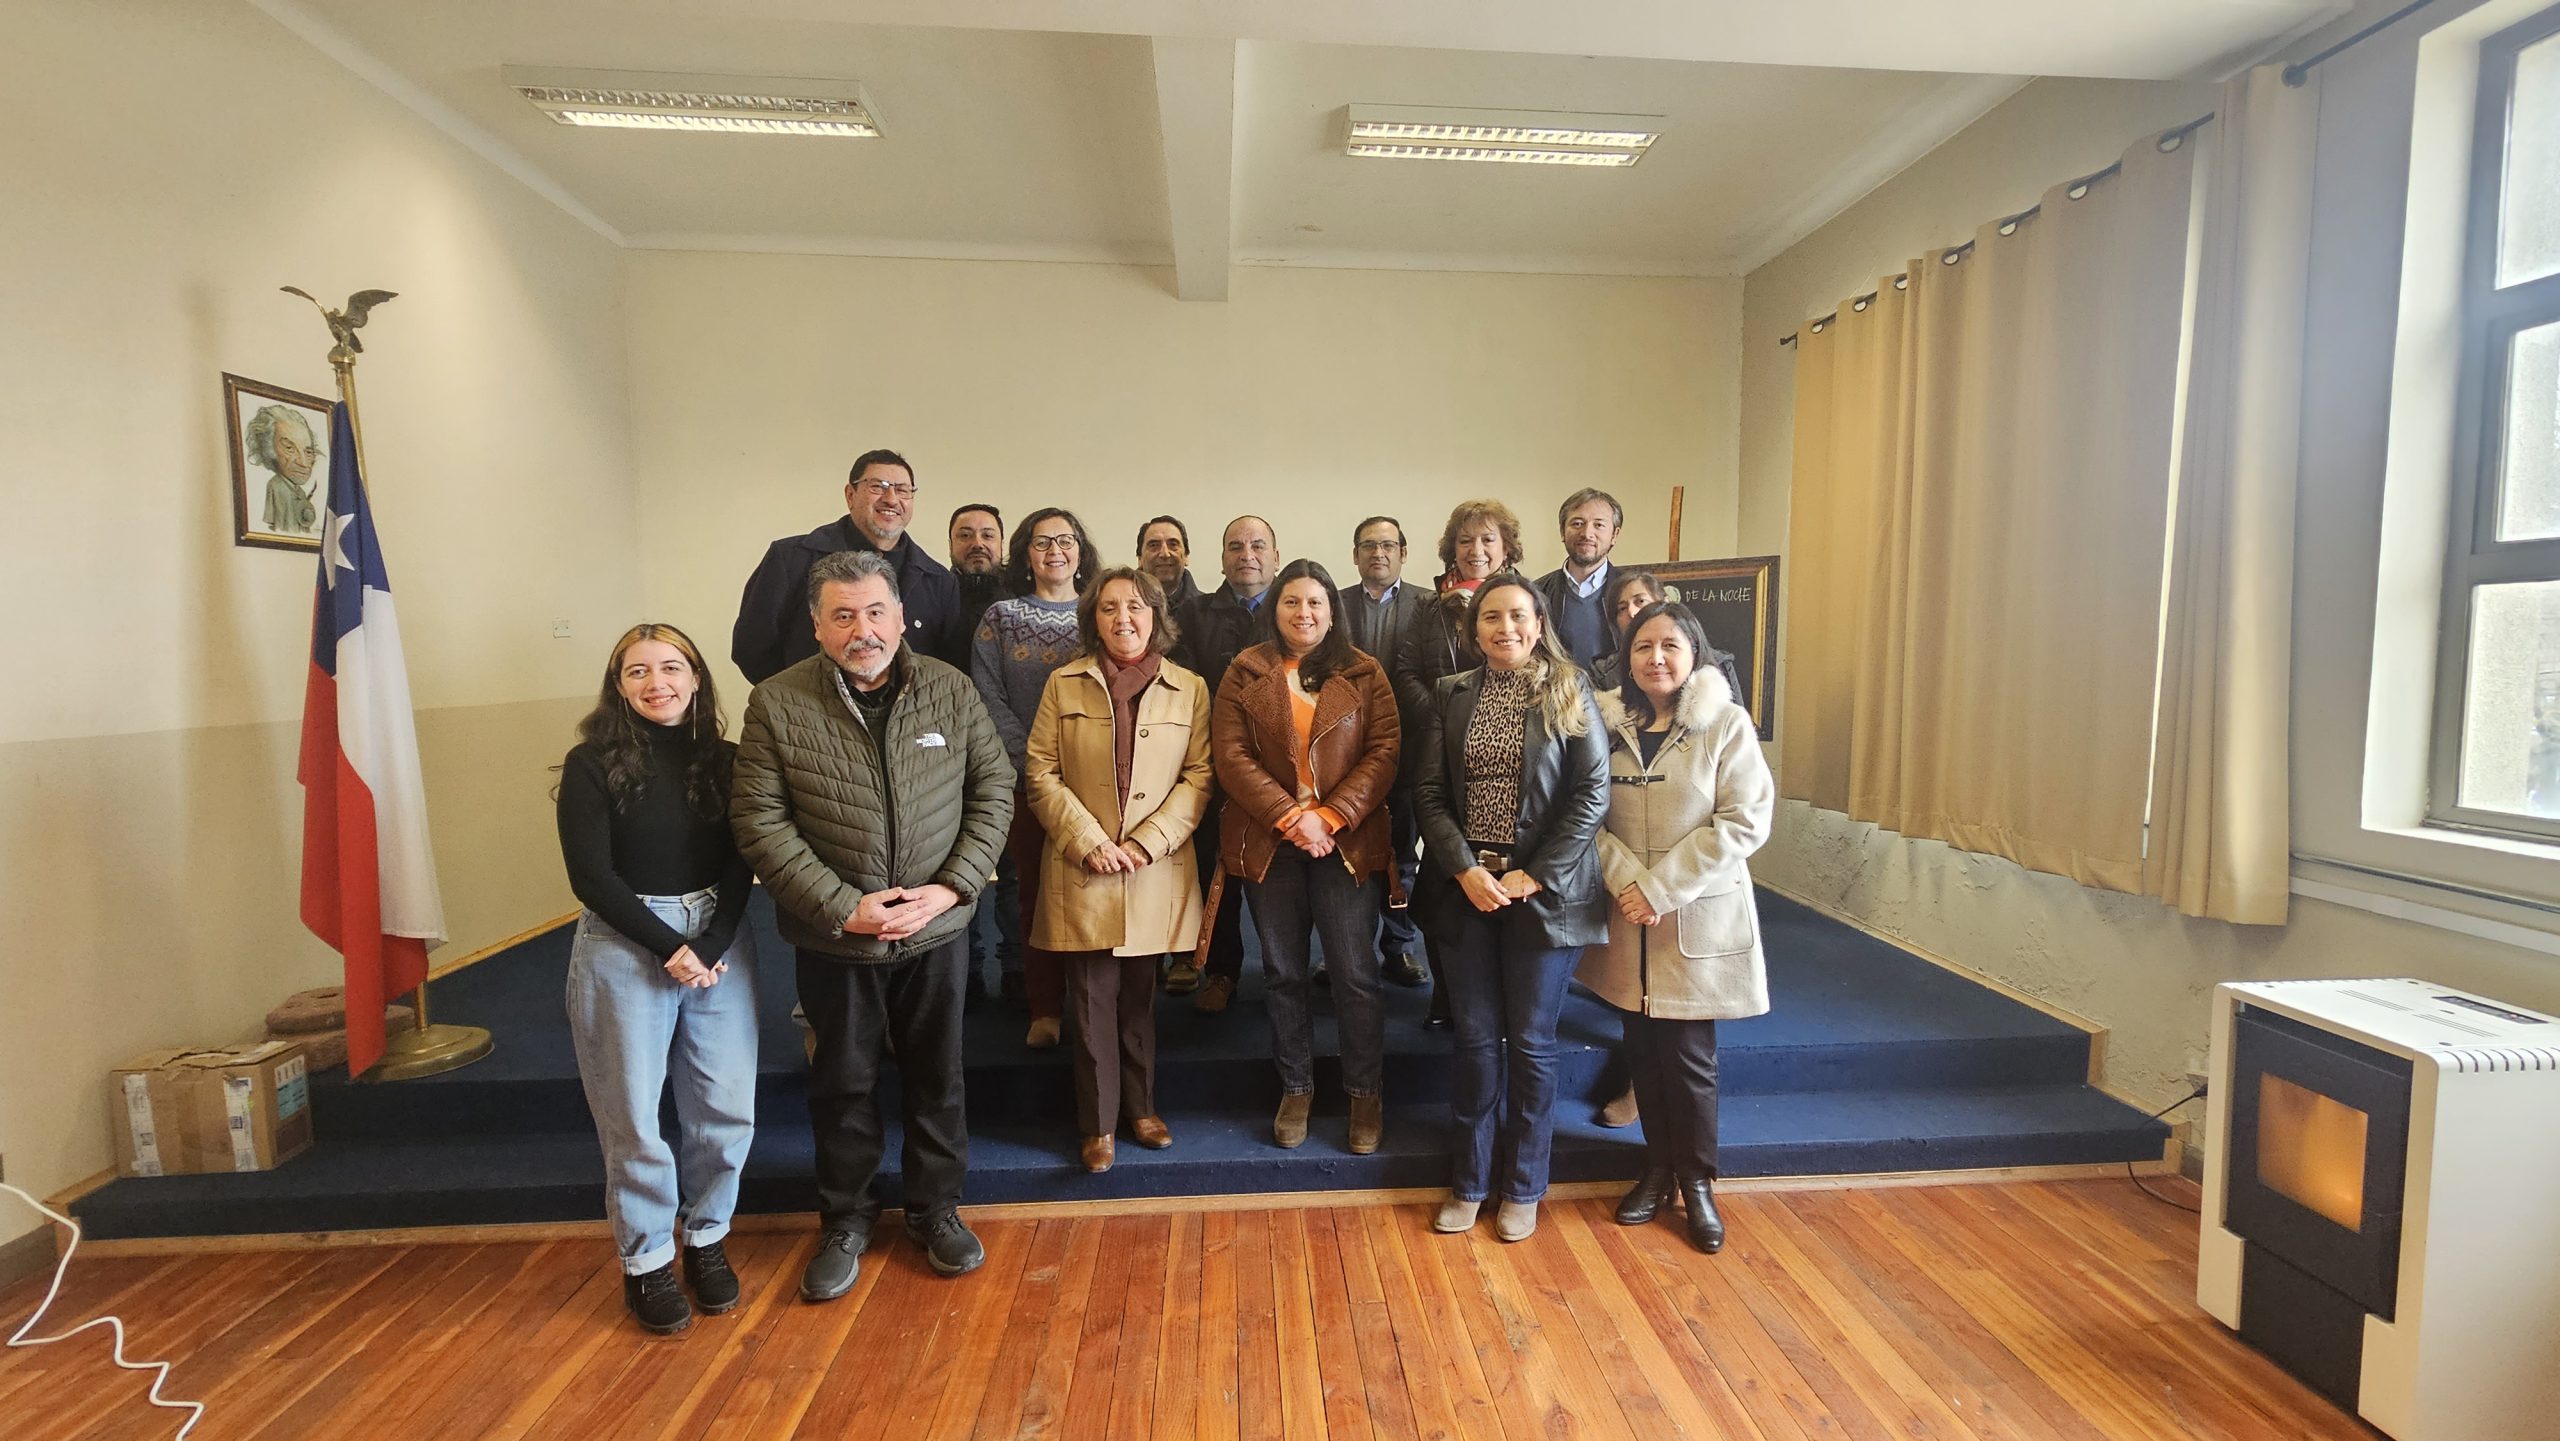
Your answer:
[553,447,1776,1337]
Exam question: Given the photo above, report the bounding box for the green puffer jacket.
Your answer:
[731,649,1016,961]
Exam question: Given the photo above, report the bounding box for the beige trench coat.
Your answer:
[1024,654,1215,956]
[1575,670,1776,1020]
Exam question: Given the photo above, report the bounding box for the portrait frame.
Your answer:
[1623,554,1781,740]
[224,373,335,553]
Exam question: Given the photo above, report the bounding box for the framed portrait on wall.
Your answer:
[224,373,334,553]
[1623,554,1780,740]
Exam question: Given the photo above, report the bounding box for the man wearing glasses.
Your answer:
[733,449,970,683]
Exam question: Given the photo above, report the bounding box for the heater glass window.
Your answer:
[2256,1073,2369,1231]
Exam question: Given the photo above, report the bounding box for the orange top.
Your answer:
[1276,659,1348,835]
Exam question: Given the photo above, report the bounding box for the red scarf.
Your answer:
[1098,650,1162,811]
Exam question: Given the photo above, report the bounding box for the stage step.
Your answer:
[306,889,2096,1141]
[72,889,2166,1242]
[71,1082,2169,1241]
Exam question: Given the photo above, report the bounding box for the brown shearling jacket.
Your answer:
[1210,643,1402,886]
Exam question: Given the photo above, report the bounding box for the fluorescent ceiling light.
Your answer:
[1344,105,1660,166]
[503,67,880,137]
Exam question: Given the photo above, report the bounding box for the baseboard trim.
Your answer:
[60,1158,2178,1258]
[1752,877,2112,1083]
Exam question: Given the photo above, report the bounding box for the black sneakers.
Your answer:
[906,1209,986,1278]
[625,1262,692,1335]
[683,1239,741,1314]
[800,1223,871,1302]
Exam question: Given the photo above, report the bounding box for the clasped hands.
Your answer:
[843,882,963,941]
[663,945,727,988]
[1459,865,1542,913]
[1279,808,1334,858]
[1616,883,1663,927]
[1082,838,1154,874]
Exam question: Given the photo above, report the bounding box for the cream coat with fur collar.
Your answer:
[1577,669,1776,1020]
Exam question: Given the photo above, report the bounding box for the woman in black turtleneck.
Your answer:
[555,622,758,1337]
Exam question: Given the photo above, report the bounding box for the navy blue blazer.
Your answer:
[730,518,966,684]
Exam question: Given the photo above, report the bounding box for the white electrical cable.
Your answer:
[2,1182,205,1438]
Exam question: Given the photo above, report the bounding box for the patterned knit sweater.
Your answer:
[970,594,1082,768]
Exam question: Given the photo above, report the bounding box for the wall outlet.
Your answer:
[2184,1069,2211,1099]
[551,619,572,639]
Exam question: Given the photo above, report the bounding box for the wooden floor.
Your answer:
[0,1177,2376,1441]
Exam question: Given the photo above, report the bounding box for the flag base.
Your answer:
[370,1022,494,1081]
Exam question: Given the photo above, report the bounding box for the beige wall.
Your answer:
[0,2,631,1244]
[624,252,1742,697]
[1740,64,2560,1125]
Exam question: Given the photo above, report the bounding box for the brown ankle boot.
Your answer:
[1347,1094,1383,1155]
[1273,1092,1312,1149]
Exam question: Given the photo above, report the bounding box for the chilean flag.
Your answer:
[299,404,446,1075]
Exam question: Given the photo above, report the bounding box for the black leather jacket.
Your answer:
[1411,666,1612,949]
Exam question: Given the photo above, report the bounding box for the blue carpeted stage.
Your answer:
[73,889,2167,1240]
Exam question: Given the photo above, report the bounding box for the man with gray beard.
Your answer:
[732,549,1014,1299]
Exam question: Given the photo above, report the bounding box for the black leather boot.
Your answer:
[1678,1174,1725,1255]
[1615,1164,1675,1225]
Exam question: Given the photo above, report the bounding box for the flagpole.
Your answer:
[320,330,493,1083]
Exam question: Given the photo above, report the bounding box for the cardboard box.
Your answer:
[110,1041,312,1177]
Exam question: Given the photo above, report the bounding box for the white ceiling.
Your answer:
[269,0,2346,289]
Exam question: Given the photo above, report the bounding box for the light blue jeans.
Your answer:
[566,889,761,1275]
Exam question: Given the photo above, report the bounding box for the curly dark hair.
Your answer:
[1004,506,1098,597]
[561,623,732,819]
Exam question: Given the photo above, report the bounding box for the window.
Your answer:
[2436,4,2560,839]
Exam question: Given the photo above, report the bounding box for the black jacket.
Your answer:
[1411,667,1612,949]
[1171,585,1262,699]
[731,518,966,684]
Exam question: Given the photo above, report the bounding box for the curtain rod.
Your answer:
[2284,0,2440,87]
[1777,112,2213,347]
[1780,0,2441,349]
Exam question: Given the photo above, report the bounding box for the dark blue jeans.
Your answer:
[1440,908,1581,1204]
[1245,849,1385,1097]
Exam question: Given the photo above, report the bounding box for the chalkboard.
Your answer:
[1622,555,1779,740]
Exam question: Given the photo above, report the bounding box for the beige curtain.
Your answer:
[1780,284,1907,814]
[2146,68,2317,925]
[1782,131,2198,892]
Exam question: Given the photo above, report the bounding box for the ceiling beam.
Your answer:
[1149,36,1236,301]
[723,1,2346,82]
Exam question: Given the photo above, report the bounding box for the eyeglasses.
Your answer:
[1355,540,1404,554]
[1028,535,1081,553]
[856,479,918,498]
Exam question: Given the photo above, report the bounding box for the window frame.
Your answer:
[2430,0,2560,843]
